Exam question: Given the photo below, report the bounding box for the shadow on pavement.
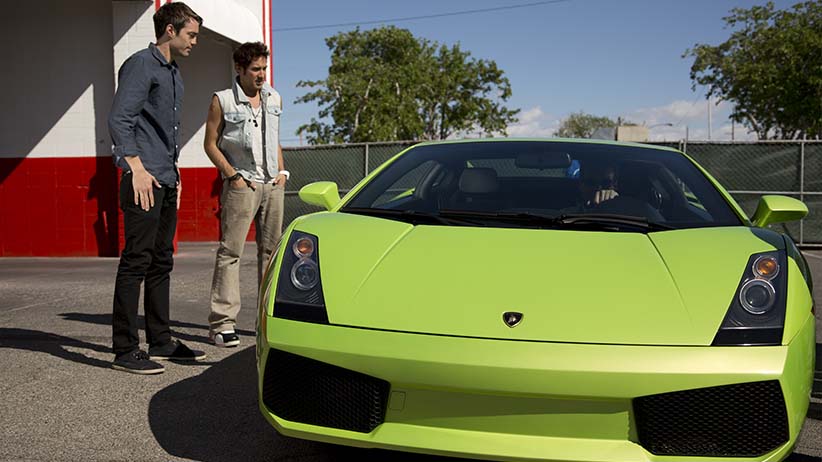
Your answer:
[148,347,465,462]
[789,455,822,462]
[0,327,111,369]
[59,312,254,346]
[810,342,822,420]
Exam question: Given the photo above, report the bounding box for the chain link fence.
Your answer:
[282,140,822,247]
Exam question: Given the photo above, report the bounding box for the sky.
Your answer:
[272,0,799,146]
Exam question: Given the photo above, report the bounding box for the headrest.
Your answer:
[458,168,499,194]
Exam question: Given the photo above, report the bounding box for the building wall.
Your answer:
[0,0,270,256]
[0,0,119,256]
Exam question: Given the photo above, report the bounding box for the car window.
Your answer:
[343,141,742,230]
[372,160,438,208]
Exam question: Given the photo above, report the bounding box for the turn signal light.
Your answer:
[293,237,315,257]
[753,256,779,279]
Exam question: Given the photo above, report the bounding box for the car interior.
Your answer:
[348,144,729,229]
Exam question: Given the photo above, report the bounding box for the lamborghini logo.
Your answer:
[503,311,523,327]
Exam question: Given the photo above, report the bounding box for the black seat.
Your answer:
[450,168,503,211]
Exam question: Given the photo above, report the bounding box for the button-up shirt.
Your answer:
[108,44,183,187]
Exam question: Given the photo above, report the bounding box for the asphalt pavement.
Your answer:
[0,242,820,461]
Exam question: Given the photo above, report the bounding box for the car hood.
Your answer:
[296,213,781,346]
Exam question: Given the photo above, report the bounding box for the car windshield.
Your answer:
[341,141,743,231]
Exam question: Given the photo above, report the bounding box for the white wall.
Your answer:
[113,1,156,83]
[176,28,234,168]
[0,0,242,166]
[0,0,116,159]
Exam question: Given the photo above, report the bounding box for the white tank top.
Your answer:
[250,103,266,181]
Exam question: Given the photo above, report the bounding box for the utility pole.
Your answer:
[707,96,712,141]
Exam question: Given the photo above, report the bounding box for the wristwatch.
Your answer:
[227,172,243,181]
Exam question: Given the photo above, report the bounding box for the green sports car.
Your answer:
[256,139,815,461]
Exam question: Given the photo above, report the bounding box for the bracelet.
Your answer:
[279,170,290,179]
[227,172,242,181]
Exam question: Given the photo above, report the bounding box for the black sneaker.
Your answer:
[149,340,207,361]
[112,349,165,375]
[210,330,240,348]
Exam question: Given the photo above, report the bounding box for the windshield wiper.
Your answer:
[554,213,674,232]
[438,209,558,226]
[344,208,673,232]
[439,210,672,232]
[341,207,483,226]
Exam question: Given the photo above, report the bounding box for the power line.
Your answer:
[273,0,572,33]
[673,93,705,128]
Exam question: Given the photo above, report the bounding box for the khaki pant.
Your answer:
[208,180,284,334]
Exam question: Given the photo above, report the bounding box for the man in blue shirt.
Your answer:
[108,2,205,374]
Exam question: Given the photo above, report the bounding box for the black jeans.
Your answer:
[112,173,177,355]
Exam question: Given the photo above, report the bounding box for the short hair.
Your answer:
[233,42,270,70]
[153,2,203,39]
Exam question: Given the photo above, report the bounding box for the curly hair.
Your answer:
[233,42,270,70]
[153,2,202,39]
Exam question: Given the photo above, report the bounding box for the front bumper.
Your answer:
[257,313,815,462]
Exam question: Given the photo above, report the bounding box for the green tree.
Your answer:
[418,43,519,140]
[554,112,617,138]
[685,1,822,140]
[296,27,519,144]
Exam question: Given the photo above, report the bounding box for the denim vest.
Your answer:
[215,81,281,180]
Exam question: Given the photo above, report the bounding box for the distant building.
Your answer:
[0,0,273,256]
[616,125,650,142]
[591,126,650,142]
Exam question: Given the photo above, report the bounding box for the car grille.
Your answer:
[634,380,789,456]
[261,349,390,433]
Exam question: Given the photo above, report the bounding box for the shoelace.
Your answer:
[134,350,151,360]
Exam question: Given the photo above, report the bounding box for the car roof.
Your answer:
[412,137,682,154]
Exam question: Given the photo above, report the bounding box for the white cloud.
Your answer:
[507,106,560,137]
[505,100,759,142]
[625,98,759,142]
[627,98,728,126]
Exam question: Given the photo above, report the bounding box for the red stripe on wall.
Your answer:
[0,158,239,257]
[176,167,223,243]
[0,157,119,257]
[155,0,161,11]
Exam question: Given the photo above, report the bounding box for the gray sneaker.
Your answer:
[112,349,165,375]
[211,330,240,348]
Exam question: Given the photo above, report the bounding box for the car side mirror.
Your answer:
[750,195,808,228]
[299,181,341,211]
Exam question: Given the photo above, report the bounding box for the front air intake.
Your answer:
[634,380,789,456]
[261,349,390,433]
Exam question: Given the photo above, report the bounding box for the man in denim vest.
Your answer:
[108,2,206,374]
[204,42,287,347]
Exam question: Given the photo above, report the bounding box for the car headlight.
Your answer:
[739,279,776,315]
[273,231,328,324]
[291,259,320,290]
[712,250,787,346]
